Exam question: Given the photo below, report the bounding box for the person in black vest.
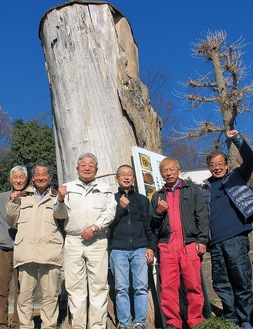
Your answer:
[109,164,156,329]
[202,130,253,329]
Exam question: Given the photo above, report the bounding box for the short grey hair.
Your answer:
[10,166,28,178]
[77,153,98,166]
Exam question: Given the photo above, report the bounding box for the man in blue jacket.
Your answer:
[109,164,156,329]
[202,130,253,329]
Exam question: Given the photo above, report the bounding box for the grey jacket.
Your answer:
[0,191,16,250]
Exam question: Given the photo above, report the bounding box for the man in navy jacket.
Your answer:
[202,130,253,329]
[109,164,156,329]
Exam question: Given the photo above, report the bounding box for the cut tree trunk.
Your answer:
[39,0,162,188]
[39,1,163,328]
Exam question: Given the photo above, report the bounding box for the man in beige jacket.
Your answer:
[6,163,65,329]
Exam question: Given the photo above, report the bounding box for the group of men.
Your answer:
[0,129,253,329]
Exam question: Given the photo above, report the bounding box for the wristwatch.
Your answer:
[91,225,97,235]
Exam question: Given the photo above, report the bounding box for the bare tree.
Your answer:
[142,66,203,169]
[0,107,12,157]
[175,30,253,168]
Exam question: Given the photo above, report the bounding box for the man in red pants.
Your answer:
[149,157,208,329]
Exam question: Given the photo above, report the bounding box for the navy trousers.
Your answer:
[210,233,253,325]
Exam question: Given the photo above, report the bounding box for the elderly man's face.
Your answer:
[32,166,52,194]
[160,160,181,189]
[208,154,228,179]
[116,166,135,191]
[77,157,98,183]
[10,170,27,191]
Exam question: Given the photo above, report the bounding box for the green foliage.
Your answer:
[195,317,240,328]
[0,119,57,191]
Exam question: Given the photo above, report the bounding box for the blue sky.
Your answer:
[1,1,253,135]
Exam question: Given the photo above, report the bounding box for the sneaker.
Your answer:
[133,323,145,329]
[241,322,253,329]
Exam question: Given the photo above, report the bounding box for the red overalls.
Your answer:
[158,183,204,329]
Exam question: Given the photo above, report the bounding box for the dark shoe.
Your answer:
[241,322,253,329]
[165,324,179,329]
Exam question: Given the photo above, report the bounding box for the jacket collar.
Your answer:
[25,185,57,197]
[77,178,97,187]
[159,179,190,193]
[118,185,135,195]
[163,179,182,192]
[204,169,230,185]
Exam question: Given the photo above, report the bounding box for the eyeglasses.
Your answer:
[117,173,134,178]
[209,162,227,169]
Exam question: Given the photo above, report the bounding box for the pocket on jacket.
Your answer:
[44,220,59,233]
[92,193,107,209]
[66,191,83,209]
[14,234,24,246]
[49,234,63,245]
[20,205,33,214]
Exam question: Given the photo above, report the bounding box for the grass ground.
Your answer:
[8,299,246,329]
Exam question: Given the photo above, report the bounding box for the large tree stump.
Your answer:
[39,0,162,187]
[39,1,163,328]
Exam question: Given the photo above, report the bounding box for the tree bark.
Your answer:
[39,1,162,187]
